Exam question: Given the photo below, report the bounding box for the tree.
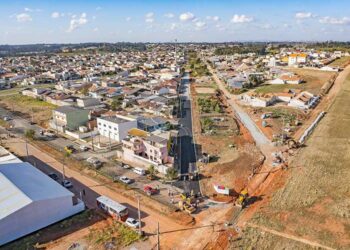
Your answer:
[148,165,159,177]
[25,129,35,140]
[110,99,122,111]
[202,117,214,131]
[165,167,178,180]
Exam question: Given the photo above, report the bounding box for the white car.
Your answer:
[125,217,140,228]
[62,180,73,188]
[122,164,130,169]
[119,176,132,184]
[80,145,89,151]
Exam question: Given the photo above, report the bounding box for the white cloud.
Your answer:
[16,13,32,22]
[24,7,41,12]
[145,12,154,23]
[93,27,98,32]
[319,16,350,25]
[206,16,220,22]
[126,17,131,21]
[295,12,314,19]
[67,13,88,32]
[231,14,253,23]
[195,21,206,30]
[179,12,195,22]
[145,12,154,18]
[164,13,175,18]
[51,12,61,18]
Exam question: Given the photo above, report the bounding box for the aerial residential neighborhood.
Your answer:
[0,1,350,250]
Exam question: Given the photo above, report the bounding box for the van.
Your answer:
[133,167,146,176]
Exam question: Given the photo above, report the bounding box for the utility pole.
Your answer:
[137,196,142,235]
[62,158,66,181]
[91,131,95,152]
[157,222,160,250]
[108,131,112,151]
[25,138,29,159]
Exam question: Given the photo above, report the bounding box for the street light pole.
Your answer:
[137,196,142,235]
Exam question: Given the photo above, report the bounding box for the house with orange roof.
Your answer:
[288,53,307,66]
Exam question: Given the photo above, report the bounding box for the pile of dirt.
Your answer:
[201,144,264,196]
[169,211,195,226]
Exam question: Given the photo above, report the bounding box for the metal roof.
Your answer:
[0,159,74,220]
[96,195,128,213]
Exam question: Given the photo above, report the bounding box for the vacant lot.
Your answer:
[239,73,350,249]
[256,68,336,95]
[0,94,56,127]
[195,87,216,94]
[329,56,350,68]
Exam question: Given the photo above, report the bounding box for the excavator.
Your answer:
[235,189,248,209]
[178,200,196,214]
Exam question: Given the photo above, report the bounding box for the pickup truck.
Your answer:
[143,185,158,196]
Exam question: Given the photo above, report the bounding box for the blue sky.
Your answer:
[0,0,349,44]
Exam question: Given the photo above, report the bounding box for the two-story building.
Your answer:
[97,115,137,142]
[50,106,90,132]
[122,128,175,173]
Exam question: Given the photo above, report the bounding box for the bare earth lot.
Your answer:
[236,71,350,249]
[256,68,336,95]
[0,94,56,127]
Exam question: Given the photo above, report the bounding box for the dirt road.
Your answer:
[204,60,270,146]
[3,137,184,248]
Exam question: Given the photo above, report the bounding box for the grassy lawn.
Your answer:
[329,56,350,68]
[87,222,142,247]
[255,84,304,94]
[0,94,56,126]
[256,68,336,95]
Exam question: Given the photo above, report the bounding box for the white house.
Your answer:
[288,91,319,110]
[0,147,84,246]
[288,53,307,66]
[241,93,277,107]
[97,115,137,142]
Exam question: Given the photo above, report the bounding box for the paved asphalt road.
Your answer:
[175,72,201,194]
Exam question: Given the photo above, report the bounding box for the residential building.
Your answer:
[50,106,90,132]
[97,115,137,142]
[137,116,167,132]
[122,128,174,173]
[288,91,319,110]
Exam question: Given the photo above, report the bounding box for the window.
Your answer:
[109,126,111,129]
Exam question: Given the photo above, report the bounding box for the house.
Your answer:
[77,98,101,108]
[227,75,247,89]
[288,53,307,66]
[0,147,84,246]
[97,115,137,142]
[50,106,90,132]
[137,116,167,132]
[122,128,174,173]
[241,93,277,107]
[279,74,302,84]
[288,91,319,110]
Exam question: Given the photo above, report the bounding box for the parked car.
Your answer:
[64,145,76,153]
[122,164,131,169]
[86,157,102,168]
[125,217,140,228]
[62,180,73,188]
[143,185,158,196]
[80,145,89,151]
[48,172,59,181]
[3,116,12,121]
[119,176,132,184]
[133,167,146,176]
